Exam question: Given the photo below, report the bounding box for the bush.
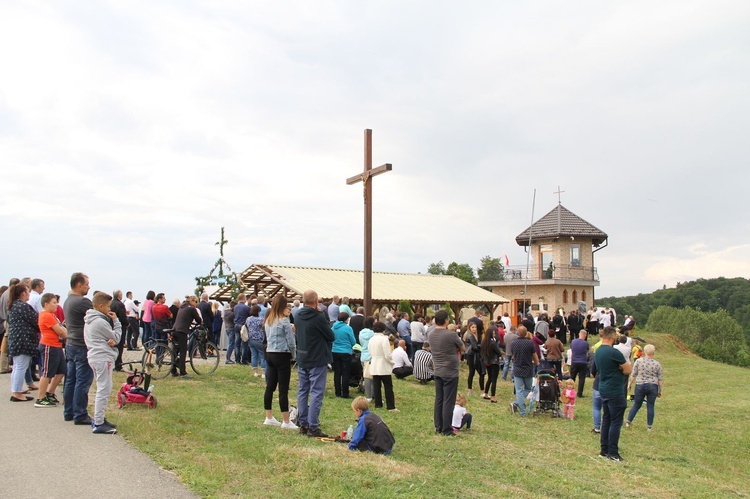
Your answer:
[647,306,750,367]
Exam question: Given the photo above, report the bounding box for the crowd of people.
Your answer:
[0,275,663,458]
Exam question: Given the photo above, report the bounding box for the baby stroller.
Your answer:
[532,368,562,418]
[348,346,365,394]
[117,366,157,409]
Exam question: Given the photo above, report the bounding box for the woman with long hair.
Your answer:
[262,294,297,429]
[480,327,503,403]
[7,284,40,401]
[463,322,485,398]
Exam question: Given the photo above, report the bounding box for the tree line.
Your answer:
[599,277,750,367]
[427,256,504,286]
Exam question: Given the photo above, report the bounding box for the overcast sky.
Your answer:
[1,1,749,304]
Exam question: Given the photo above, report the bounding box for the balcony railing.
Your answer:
[493,264,599,282]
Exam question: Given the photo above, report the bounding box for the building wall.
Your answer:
[492,283,595,321]
[529,237,595,269]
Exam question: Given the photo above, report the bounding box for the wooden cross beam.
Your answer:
[346,129,392,316]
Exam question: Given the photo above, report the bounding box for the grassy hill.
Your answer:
[113,332,750,498]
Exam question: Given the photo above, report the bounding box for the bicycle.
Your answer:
[187,325,220,375]
[142,326,220,377]
[141,336,175,380]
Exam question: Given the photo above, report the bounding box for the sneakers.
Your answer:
[34,397,55,408]
[598,451,608,458]
[280,421,299,430]
[92,422,117,434]
[625,421,631,428]
[225,360,236,365]
[609,454,625,462]
[592,428,601,434]
[388,408,400,413]
[306,427,328,438]
[299,425,309,435]
[263,417,282,427]
[103,419,117,429]
[46,393,60,404]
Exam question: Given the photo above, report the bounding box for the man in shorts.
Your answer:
[36,293,68,407]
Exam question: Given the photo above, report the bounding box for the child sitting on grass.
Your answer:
[452,393,472,432]
[561,379,577,420]
[348,396,395,454]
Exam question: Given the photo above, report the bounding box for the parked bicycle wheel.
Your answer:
[190,340,219,375]
[142,343,175,380]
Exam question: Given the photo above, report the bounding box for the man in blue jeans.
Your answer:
[594,326,631,462]
[63,272,94,425]
[295,290,335,438]
[501,326,518,381]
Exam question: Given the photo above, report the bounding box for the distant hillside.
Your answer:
[598,277,750,344]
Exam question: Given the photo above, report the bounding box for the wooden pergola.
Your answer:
[210,264,509,320]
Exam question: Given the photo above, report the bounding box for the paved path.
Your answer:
[0,366,197,499]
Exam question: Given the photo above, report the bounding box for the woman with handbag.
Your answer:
[463,322,486,398]
[262,295,297,429]
[7,283,40,401]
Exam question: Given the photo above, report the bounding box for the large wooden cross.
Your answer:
[346,129,392,316]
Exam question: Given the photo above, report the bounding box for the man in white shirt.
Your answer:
[410,314,426,355]
[124,291,141,350]
[600,308,612,328]
[392,339,413,379]
[28,278,45,312]
[501,312,512,332]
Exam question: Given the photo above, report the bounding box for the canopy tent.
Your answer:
[210,264,509,318]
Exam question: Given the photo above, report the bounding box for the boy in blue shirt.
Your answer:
[348,397,395,455]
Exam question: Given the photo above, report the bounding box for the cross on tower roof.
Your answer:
[554,185,565,204]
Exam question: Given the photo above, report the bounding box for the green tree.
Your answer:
[446,262,477,285]
[477,255,503,282]
[427,261,446,275]
[398,300,413,314]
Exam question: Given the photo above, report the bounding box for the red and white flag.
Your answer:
[503,254,510,266]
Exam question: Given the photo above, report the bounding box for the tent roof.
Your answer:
[210,264,509,305]
[515,204,608,246]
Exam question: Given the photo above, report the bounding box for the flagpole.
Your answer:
[523,189,536,316]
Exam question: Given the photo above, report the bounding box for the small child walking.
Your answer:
[452,393,472,432]
[561,379,577,420]
[348,396,395,454]
[84,292,122,434]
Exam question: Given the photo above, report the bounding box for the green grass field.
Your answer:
[111,332,750,498]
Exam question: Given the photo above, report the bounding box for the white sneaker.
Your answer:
[254,373,260,377]
[261,374,265,379]
[263,417,282,426]
[280,421,299,430]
